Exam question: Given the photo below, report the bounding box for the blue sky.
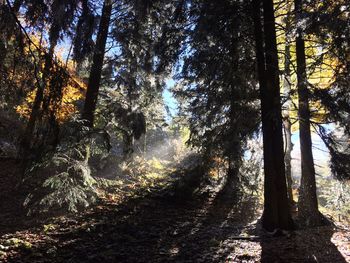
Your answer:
[162,78,178,119]
[162,77,331,175]
[291,130,330,179]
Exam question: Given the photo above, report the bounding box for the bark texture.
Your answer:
[82,0,112,127]
[282,7,295,208]
[21,36,57,151]
[253,0,293,231]
[295,0,325,227]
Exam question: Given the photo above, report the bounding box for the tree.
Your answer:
[253,0,293,231]
[280,0,295,208]
[73,0,95,66]
[308,1,350,181]
[294,0,326,226]
[20,0,80,150]
[82,0,112,127]
[175,0,259,192]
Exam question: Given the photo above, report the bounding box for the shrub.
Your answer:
[23,153,98,215]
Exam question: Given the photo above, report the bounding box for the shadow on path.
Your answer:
[260,226,348,263]
[3,167,261,263]
[0,159,31,235]
[1,160,348,263]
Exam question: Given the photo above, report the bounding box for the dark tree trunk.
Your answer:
[216,157,241,201]
[282,7,295,208]
[295,0,325,226]
[82,0,112,127]
[253,0,293,231]
[21,39,57,152]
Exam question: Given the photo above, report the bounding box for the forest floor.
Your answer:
[0,159,350,263]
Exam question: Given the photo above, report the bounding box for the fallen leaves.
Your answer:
[1,159,350,262]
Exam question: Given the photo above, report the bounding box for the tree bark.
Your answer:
[282,5,295,208]
[253,0,293,231]
[21,36,57,151]
[82,0,112,127]
[295,0,325,226]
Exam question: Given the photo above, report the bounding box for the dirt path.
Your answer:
[0,160,349,262]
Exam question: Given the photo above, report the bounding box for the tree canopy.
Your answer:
[0,0,350,261]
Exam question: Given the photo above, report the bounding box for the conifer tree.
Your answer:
[294,0,327,226]
[21,0,80,150]
[253,0,293,231]
[281,0,295,208]
[82,0,112,127]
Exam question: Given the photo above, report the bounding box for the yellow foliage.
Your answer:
[148,158,164,170]
[275,0,339,132]
[15,35,86,122]
[144,172,165,180]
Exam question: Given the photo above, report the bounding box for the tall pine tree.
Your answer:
[253,0,293,231]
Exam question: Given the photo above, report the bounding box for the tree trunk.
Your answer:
[282,5,295,208]
[216,157,241,201]
[21,37,57,152]
[253,0,293,231]
[82,0,112,127]
[283,117,295,206]
[224,158,240,193]
[295,0,325,227]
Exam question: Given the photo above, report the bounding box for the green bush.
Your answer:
[23,152,98,215]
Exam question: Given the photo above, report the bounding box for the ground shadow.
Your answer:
[164,182,260,262]
[3,164,261,263]
[2,158,348,263]
[260,225,347,263]
[0,159,32,235]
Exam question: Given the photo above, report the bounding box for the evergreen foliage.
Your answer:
[175,0,259,167]
[1,0,350,231]
[23,155,97,215]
